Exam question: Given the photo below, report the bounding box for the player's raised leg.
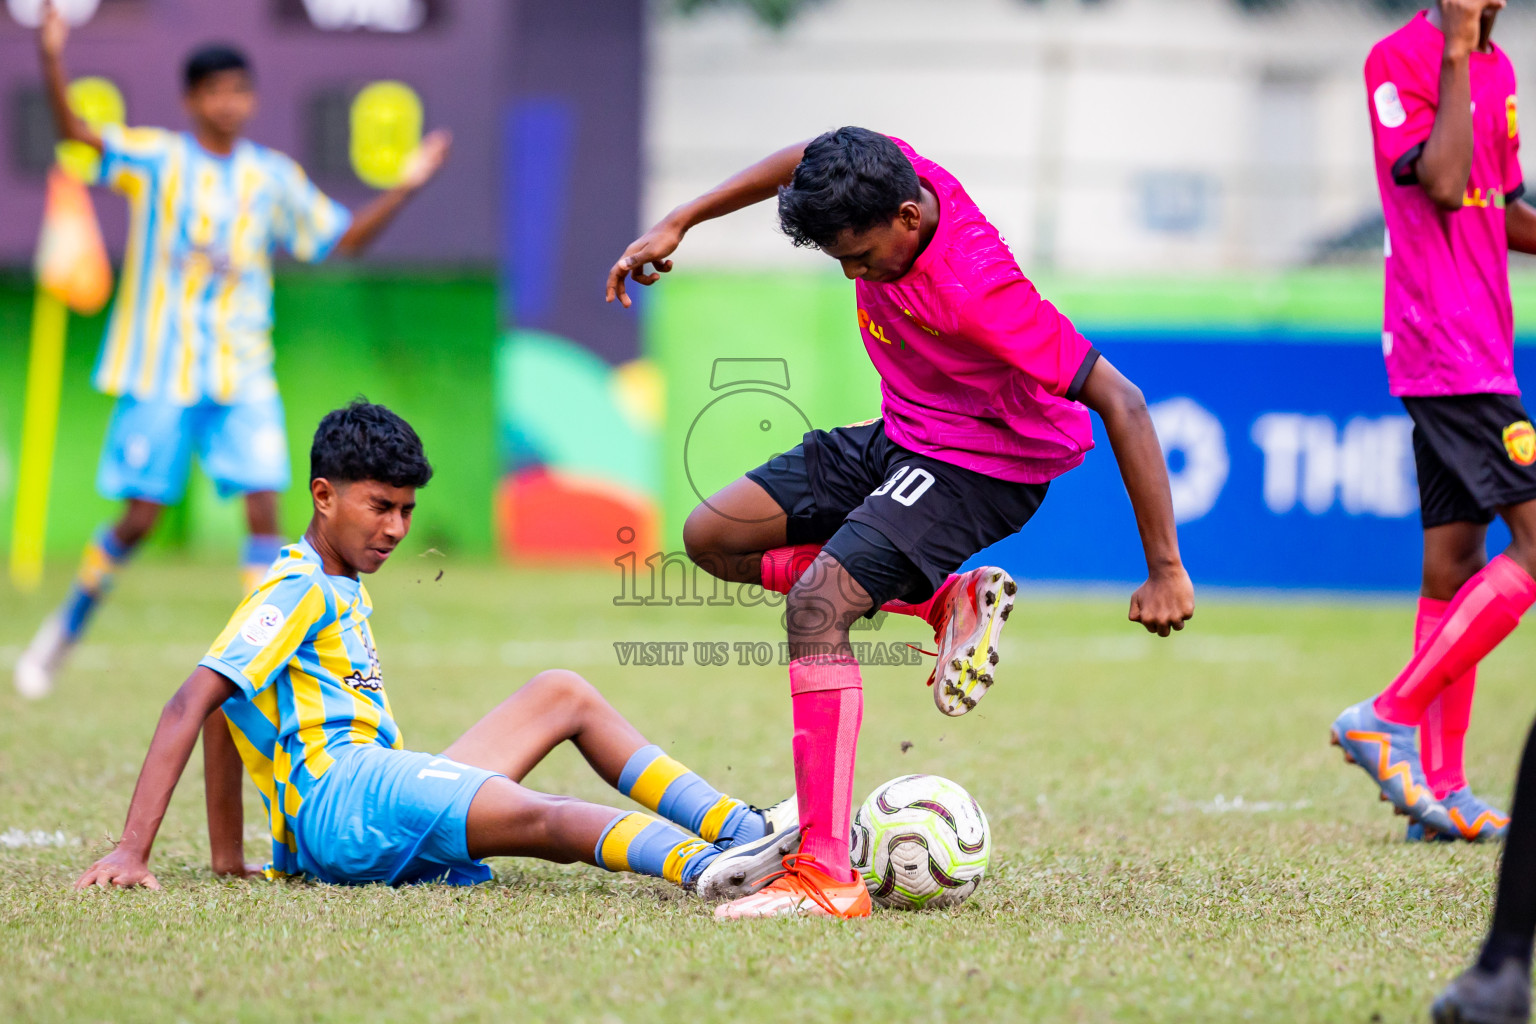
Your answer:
[1336,499,1536,834]
[1409,521,1509,842]
[442,668,799,892]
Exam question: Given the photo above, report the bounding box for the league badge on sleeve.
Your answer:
[1374,82,1407,129]
[240,604,287,647]
[1503,421,1536,466]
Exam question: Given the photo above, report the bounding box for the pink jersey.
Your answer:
[856,138,1097,484]
[1366,12,1524,397]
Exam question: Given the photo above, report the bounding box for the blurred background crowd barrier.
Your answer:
[1,0,1532,591]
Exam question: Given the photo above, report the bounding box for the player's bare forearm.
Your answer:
[605,140,809,307]
[1077,357,1195,637]
[1417,1,1486,210]
[336,187,413,257]
[36,2,100,153]
[1507,200,1536,254]
[202,707,256,878]
[74,667,238,889]
[334,129,451,257]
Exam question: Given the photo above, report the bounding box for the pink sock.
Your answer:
[761,545,823,595]
[761,545,957,630]
[1375,556,1536,726]
[789,655,863,884]
[1416,596,1475,799]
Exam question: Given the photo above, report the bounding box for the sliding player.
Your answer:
[75,402,796,894]
[1331,0,1536,843]
[15,1,450,699]
[606,127,1195,918]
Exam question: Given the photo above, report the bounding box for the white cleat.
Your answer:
[930,567,1016,717]
[691,813,803,902]
[757,795,798,839]
[14,614,70,700]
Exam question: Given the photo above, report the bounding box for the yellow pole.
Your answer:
[9,288,68,592]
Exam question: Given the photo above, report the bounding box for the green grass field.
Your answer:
[3,558,1533,1023]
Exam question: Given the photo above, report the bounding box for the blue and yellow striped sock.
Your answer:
[241,534,283,597]
[594,812,720,885]
[59,527,130,641]
[617,744,769,847]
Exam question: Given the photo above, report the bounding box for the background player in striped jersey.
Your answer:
[75,402,798,894]
[14,0,451,699]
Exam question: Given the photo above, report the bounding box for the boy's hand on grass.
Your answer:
[75,848,161,891]
[1129,565,1195,638]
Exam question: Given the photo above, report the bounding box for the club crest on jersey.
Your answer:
[1504,421,1536,466]
[344,630,384,691]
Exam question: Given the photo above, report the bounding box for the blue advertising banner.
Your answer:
[968,331,1520,592]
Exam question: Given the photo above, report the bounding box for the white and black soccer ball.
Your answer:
[848,774,990,911]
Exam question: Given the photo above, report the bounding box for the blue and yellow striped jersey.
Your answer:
[94,124,352,406]
[199,538,400,876]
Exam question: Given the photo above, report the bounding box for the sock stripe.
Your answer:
[595,811,651,873]
[697,795,743,844]
[629,755,691,811]
[661,838,714,884]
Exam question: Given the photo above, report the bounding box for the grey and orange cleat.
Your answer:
[691,818,803,902]
[1330,698,1453,834]
[1433,958,1531,1024]
[1424,789,1510,843]
[929,567,1016,717]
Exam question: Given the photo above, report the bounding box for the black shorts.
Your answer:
[745,419,1048,610]
[1403,393,1536,528]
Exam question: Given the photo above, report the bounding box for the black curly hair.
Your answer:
[310,400,432,489]
[183,43,251,93]
[777,127,921,250]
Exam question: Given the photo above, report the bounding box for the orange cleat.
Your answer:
[712,855,872,920]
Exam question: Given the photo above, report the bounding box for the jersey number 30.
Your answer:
[872,466,936,507]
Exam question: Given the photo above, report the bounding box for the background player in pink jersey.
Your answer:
[1332,0,1536,866]
[606,127,1195,919]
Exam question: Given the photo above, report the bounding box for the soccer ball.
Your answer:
[848,774,990,911]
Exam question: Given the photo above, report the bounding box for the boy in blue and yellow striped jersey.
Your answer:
[75,402,800,896]
[16,1,451,699]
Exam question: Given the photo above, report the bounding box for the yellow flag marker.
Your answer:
[9,78,118,591]
[350,81,423,188]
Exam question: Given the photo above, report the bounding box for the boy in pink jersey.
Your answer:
[606,127,1194,919]
[1332,0,1536,870]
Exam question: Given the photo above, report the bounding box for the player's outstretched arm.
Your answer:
[1077,357,1195,637]
[74,667,239,890]
[333,129,452,257]
[202,707,263,880]
[1414,0,1490,210]
[35,0,101,154]
[605,140,809,308]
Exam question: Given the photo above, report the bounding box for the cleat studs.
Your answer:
[989,649,999,665]
[985,592,995,606]
[999,605,1012,621]
[965,645,976,658]
[978,672,993,685]
[951,659,963,671]
[1003,580,1017,596]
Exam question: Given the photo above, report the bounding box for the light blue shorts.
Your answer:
[96,393,290,504]
[295,745,503,887]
